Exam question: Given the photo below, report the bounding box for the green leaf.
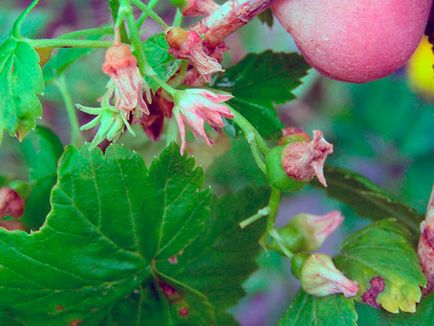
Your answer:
[0,143,211,324]
[107,188,269,325]
[0,38,43,141]
[213,51,309,137]
[143,33,182,92]
[320,166,424,237]
[257,9,274,28]
[20,126,63,230]
[335,220,426,314]
[357,293,434,326]
[279,290,357,326]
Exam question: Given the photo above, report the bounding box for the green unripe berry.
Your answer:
[265,145,306,192]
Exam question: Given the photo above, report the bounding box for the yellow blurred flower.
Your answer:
[407,36,434,98]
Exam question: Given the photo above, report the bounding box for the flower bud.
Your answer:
[270,211,344,254]
[295,253,359,298]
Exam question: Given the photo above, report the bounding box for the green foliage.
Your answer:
[320,166,424,236]
[279,290,357,326]
[143,33,182,92]
[0,143,268,325]
[335,220,425,314]
[0,38,43,141]
[213,51,309,137]
[20,126,63,229]
[107,188,269,325]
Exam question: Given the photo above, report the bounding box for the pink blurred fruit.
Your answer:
[272,0,432,83]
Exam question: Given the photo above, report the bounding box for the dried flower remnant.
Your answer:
[102,43,151,119]
[300,211,344,250]
[418,186,434,294]
[173,88,233,154]
[166,28,224,83]
[362,276,386,308]
[182,0,219,16]
[301,254,359,298]
[282,130,333,187]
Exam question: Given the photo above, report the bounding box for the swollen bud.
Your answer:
[265,130,333,191]
[293,253,359,298]
[270,211,344,253]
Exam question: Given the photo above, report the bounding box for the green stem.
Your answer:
[260,188,282,247]
[239,207,271,229]
[55,76,83,147]
[12,0,39,38]
[169,60,189,87]
[132,0,169,30]
[151,75,177,96]
[172,8,183,27]
[230,106,270,155]
[137,0,160,29]
[121,0,149,76]
[57,26,113,39]
[26,38,112,49]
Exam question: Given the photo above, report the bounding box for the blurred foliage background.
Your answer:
[1,1,433,325]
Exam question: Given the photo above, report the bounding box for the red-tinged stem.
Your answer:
[192,0,275,46]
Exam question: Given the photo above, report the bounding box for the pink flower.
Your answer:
[102,43,151,119]
[0,187,24,218]
[182,0,219,17]
[282,130,333,187]
[173,88,233,154]
[418,186,434,294]
[301,254,359,298]
[166,28,224,83]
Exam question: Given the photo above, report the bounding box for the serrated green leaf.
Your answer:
[213,51,309,137]
[357,293,434,326]
[320,166,424,237]
[0,143,211,325]
[0,38,43,141]
[143,33,182,92]
[279,290,357,326]
[106,188,269,325]
[335,220,426,314]
[20,126,63,230]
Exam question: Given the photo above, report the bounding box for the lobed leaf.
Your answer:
[0,38,43,141]
[335,220,426,314]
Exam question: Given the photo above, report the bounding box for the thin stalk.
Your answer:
[151,75,177,96]
[239,207,271,229]
[230,106,270,155]
[57,26,113,39]
[132,0,169,30]
[172,8,183,27]
[26,38,112,48]
[55,76,83,147]
[121,0,149,76]
[137,0,160,29]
